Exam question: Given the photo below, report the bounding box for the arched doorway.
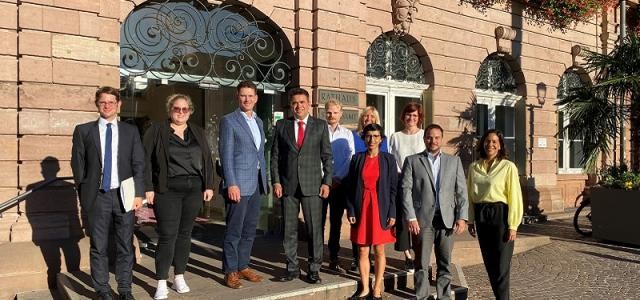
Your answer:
[474,52,526,170]
[119,0,293,222]
[365,33,431,137]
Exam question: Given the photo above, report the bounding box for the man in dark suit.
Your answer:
[219,80,268,289]
[271,88,333,284]
[71,86,145,300]
[401,124,468,300]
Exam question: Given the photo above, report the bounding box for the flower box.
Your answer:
[591,187,640,246]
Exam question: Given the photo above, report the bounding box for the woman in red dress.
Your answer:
[346,124,398,300]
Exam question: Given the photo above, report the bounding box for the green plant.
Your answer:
[600,164,640,190]
[557,31,640,172]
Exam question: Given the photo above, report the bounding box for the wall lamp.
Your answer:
[536,82,547,106]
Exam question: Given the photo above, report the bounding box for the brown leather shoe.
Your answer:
[238,268,263,282]
[225,272,243,289]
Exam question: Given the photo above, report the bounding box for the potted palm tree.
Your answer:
[558,31,640,246]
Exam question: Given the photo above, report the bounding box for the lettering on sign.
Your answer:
[317,108,360,127]
[318,89,359,106]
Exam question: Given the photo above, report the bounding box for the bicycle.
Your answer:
[573,190,592,236]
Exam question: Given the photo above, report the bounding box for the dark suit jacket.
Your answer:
[71,120,145,216]
[270,116,333,196]
[345,152,398,230]
[142,120,215,193]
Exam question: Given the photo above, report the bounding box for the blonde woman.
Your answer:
[143,94,215,299]
[353,106,388,153]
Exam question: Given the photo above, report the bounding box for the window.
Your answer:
[474,95,518,158]
[365,34,429,136]
[474,54,520,160]
[557,71,588,172]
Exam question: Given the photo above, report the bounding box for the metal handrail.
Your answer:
[0,176,74,213]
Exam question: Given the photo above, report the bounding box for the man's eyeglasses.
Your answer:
[172,107,191,114]
[98,101,118,107]
[364,134,381,140]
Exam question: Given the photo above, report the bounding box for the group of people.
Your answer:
[71,83,523,300]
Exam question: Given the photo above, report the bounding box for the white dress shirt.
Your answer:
[293,114,310,144]
[99,117,119,189]
[427,150,442,210]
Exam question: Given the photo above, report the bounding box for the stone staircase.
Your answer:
[54,224,551,300]
[0,181,86,300]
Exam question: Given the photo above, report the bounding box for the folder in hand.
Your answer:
[119,177,136,212]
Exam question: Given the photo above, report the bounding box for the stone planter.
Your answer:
[591,187,640,246]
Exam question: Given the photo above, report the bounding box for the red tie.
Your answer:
[297,120,305,149]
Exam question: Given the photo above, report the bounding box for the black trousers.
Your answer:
[394,178,411,252]
[321,183,346,262]
[89,188,135,294]
[475,202,514,300]
[153,176,203,280]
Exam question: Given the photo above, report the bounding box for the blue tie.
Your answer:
[102,123,112,191]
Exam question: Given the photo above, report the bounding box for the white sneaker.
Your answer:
[154,280,169,300]
[174,275,190,294]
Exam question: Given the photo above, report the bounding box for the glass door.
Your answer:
[366,80,426,137]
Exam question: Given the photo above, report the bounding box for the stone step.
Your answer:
[55,224,470,300]
[0,238,90,300]
[0,232,144,300]
[15,289,60,300]
[57,261,468,300]
[1,272,52,300]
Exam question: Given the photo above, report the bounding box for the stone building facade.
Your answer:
[0,0,632,231]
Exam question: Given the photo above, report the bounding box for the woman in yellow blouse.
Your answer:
[467,129,523,300]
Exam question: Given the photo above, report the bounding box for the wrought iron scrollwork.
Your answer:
[366,34,425,83]
[120,0,291,89]
[557,71,586,100]
[475,55,517,93]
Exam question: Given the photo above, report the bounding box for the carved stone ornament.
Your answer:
[494,26,516,54]
[393,0,419,36]
[571,45,590,67]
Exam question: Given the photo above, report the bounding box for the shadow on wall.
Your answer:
[24,156,83,289]
[447,96,477,170]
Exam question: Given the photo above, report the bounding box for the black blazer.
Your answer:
[142,120,215,193]
[270,116,333,196]
[71,120,145,216]
[345,152,398,230]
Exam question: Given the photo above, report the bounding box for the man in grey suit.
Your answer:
[219,81,268,289]
[71,86,145,300]
[271,88,333,284]
[401,124,468,300]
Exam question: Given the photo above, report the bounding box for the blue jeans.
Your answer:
[222,185,262,273]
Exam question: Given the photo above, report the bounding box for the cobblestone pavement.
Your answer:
[463,218,640,299]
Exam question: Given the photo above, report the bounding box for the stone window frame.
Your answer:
[473,89,522,160]
[556,69,591,174]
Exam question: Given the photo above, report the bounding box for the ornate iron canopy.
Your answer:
[366,34,425,83]
[557,70,587,100]
[475,55,517,93]
[120,0,291,89]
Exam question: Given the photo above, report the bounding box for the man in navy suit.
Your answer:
[71,86,145,300]
[219,81,268,289]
